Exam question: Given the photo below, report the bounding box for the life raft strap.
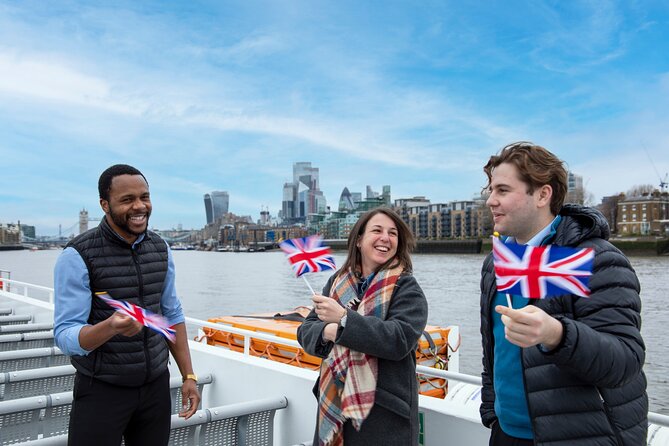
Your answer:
[231,312,306,323]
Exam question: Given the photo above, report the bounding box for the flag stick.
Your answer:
[302,275,316,295]
[506,293,513,309]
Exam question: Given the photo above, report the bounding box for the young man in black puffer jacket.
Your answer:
[480,142,647,446]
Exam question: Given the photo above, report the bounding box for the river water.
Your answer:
[1,249,667,414]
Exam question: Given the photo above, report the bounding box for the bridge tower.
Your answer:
[79,209,89,235]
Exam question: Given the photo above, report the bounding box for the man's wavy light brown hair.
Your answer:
[483,141,568,215]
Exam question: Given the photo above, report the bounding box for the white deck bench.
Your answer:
[202,396,288,446]
[2,395,288,446]
[0,348,67,373]
[0,323,53,335]
[0,333,55,352]
[0,315,33,326]
[0,365,76,401]
[0,391,72,444]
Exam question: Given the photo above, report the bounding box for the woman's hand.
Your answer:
[312,294,346,324]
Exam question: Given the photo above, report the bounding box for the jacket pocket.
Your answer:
[374,387,411,419]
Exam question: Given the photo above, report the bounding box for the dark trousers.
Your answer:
[68,370,171,446]
[489,422,534,446]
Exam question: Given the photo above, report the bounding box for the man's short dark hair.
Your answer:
[484,142,568,215]
[98,164,148,201]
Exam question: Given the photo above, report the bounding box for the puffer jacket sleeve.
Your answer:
[479,254,497,428]
[541,240,644,388]
[297,274,337,358]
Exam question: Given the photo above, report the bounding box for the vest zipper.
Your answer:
[131,248,151,383]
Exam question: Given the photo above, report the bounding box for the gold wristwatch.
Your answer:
[182,373,198,383]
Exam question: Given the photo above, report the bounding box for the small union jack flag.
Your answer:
[492,237,594,299]
[96,292,177,343]
[279,235,336,277]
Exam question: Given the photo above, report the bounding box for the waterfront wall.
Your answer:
[328,239,482,254]
[281,238,669,256]
[479,238,669,256]
[610,239,669,256]
[0,245,24,251]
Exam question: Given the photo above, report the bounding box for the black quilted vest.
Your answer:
[67,218,170,386]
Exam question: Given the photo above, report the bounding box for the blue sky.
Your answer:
[1,1,668,236]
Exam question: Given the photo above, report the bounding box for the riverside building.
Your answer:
[617,190,669,236]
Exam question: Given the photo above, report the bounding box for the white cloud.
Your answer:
[0,51,111,106]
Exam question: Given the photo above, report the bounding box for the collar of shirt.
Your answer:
[358,272,376,296]
[109,228,145,248]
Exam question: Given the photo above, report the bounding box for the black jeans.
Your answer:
[489,421,534,446]
[68,370,171,446]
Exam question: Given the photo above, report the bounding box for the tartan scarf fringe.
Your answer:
[317,265,403,445]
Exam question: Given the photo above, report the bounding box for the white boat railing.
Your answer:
[2,276,669,431]
[417,365,483,386]
[0,278,54,304]
[650,412,669,427]
[185,316,303,356]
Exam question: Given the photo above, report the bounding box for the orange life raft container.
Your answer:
[198,307,457,399]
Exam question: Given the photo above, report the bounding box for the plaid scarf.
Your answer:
[317,265,403,445]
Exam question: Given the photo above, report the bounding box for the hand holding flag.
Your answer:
[495,304,565,349]
[96,292,177,343]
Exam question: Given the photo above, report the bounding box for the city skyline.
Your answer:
[1,1,668,236]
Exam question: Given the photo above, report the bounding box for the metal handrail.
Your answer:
[649,411,669,426]
[186,316,302,356]
[416,365,483,386]
[0,278,54,304]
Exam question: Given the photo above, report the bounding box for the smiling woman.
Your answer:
[297,208,429,446]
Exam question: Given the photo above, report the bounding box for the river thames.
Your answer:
[1,248,667,414]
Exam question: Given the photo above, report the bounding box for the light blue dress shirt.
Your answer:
[53,232,185,356]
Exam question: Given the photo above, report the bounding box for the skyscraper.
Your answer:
[281,162,326,223]
[204,194,213,225]
[211,191,229,221]
[567,172,585,204]
[338,187,355,211]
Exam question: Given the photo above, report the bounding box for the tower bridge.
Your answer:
[15,209,199,249]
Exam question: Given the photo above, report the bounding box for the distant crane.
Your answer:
[642,144,668,192]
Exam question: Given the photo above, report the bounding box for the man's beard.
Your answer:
[108,204,150,236]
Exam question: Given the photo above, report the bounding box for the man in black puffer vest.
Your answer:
[480,142,647,446]
[54,164,201,446]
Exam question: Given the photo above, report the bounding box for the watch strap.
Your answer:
[183,373,198,383]
[339,310,348,327]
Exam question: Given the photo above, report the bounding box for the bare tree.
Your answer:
[626,184,656,197]
[567,184,596,206]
